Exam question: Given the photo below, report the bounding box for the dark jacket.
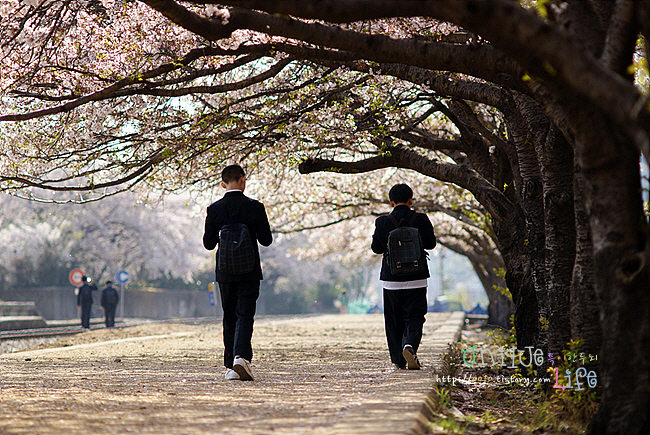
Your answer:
[77,283,97,305]
[101,286,120,307]
[371,205,436,282]
[203,191,273,282]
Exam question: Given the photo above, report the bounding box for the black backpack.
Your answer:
[218,204,256,275]
[387,213,428,276]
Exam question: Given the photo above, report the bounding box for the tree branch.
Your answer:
[0,46,265,121]
[140,1,523,86]
[111,59,291,98]
[393,130,464,152]
[601,0,639,74]
[0,150,165,192]
[187,0,429,22]
[298,146,515,219]
[143,0,650,157]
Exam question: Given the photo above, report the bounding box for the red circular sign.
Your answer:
[69,268,85,286]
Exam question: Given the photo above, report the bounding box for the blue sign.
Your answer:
[209,291,215,306]
[116,270,130,284]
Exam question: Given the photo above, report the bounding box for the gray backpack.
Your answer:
[387,214,427,276]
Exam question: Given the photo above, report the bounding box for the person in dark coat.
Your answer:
[100,280,120,328]
[203,164,273,381]
[76,275,97,329]
[371,184,436,370]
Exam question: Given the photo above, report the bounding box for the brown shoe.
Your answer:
[402,345,421,370]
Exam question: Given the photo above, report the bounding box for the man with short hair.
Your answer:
[371,183,436,369]
[100,280,120,328]
[203,164,273,381]
[77,275,97,329]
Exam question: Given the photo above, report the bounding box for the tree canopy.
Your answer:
[1,1,649,433]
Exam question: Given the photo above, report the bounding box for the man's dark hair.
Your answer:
[106,280,113,285]
[221,164,245,183]
[389,183,414,204]
[82,275,88,282]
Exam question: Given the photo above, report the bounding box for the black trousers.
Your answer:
[80,302,92,328]
[218,280,260,369]
[104,304,117,327]
[383,287,427,367]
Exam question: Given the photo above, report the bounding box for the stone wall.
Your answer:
[0,286,221,320]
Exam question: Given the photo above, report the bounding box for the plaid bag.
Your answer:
[218,205,256,275]
[387,214,427,276]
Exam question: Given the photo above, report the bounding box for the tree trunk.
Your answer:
[572,113,649,435]
[484,197,538,347]
[538,126,575,356]
[440,239,514,328]
[468,259,513,328]
[505,95,548,349]
[500,243,539,348]
[571,163,601,360]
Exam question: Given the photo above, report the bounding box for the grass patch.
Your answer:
[423,324,599,434]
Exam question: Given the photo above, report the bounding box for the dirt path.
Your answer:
[0,313,463,434]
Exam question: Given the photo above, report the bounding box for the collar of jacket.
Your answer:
[224,191,244,196]
[391,204,412,213]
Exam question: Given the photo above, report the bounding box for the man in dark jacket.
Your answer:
[100,280,120,328]
[371,184,436,370]
[203,164,273,381]
[76,275,97,329]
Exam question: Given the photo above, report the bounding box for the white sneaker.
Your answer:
[233,356,254,381]
[225,369,240,380]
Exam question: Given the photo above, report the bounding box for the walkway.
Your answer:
[0,312,464,434]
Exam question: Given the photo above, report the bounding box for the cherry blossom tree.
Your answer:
[1,1,649,432]
[0,190,206,287]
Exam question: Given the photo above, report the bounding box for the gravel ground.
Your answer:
[0,313,463,434]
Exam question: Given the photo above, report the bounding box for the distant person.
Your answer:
[338,290,348,314]
[203,164,273,381]
[371,184,436,370]
[100,280,120,328]
[77,275,97,329]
